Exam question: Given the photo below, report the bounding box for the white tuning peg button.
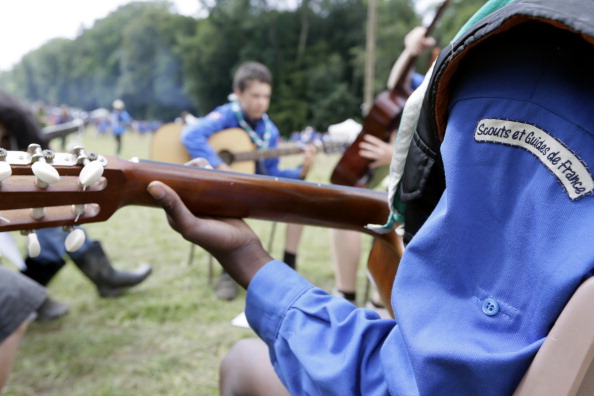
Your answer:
[79,160,104,187]
[65,228,86,252]
[32,161,60,187]
[0,161,12,182]
[27,232,41,258]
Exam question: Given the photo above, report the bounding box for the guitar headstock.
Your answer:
[0,144,112,238]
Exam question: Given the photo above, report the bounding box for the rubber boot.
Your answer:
[35,297,70,321]
[71,241,152,298]
[22,257,66,286]
[21,257,70,320]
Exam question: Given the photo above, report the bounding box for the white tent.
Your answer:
[327,118,361,143]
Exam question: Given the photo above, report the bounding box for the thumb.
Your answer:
[147,181,195,232]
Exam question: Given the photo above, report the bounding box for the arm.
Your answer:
[181,107,236,169]
[260,123,317,179]
[147,181,396,395]
[247,262,395,395]
[386,26,436,91]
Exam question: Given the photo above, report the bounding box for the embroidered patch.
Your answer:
[474,118,594,201]
[206,111,222,120]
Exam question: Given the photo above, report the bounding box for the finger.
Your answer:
[359,149,377,160]
[362,134,383,144]
[359,142,377,152]
[184,158,213,169]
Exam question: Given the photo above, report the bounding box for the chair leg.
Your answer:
[187,244,196,266]
[267,222,277,252]
[188,244,215,285]
[208,255,214,285]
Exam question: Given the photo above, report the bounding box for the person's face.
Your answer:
[235,80,271,121]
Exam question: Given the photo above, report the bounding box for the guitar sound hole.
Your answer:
[218,151,235,165]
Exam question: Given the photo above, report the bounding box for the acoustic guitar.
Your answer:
[330,0,451,187]
[151,123,347,173]
[0,145,402,315]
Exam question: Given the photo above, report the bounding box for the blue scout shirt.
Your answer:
[244,19,594,396]
[181,102,302,179]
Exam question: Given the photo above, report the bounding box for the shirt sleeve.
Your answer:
[411,73,425,90]
[181,107,235,168]
[246,261,395,396]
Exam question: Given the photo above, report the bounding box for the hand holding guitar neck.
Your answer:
[386,26,437,91]
[148,180,272,289]
[0,144,401,312]
[298,144,317,179]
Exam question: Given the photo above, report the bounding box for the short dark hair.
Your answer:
[232,61,272,92]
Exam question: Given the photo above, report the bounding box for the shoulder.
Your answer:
[264,115,280,133]
[205,103,234,121]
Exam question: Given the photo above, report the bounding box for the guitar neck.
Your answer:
[130,159,391,235]
[3,157,393,239]
[233,145,305,163]
[42,119,85,140]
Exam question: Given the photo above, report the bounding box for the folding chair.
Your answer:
[513,276,594,396]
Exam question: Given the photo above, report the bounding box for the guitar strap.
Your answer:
[231,101,273,149]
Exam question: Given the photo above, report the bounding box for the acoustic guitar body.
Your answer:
[150,123,191,165]
[150,125,256,173]
[208,128,256,174]
[330,87,409,186]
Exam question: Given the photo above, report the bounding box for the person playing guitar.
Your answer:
[330,26,435,313]
[181,61,317,301]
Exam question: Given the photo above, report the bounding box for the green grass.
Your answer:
[2,128,375,395]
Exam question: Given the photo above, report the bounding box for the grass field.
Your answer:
[2,128,376,395]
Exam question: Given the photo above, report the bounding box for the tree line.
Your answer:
[0,0,484,135]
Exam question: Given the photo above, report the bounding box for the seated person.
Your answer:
[331,25,434,310]
[0,90,152,320]
[0,267,47,391]
[148,1,594,394]
[181,61,316,300]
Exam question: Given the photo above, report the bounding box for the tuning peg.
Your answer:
[64,227,85,252]
[72,204,85,222]
[30,207,45,220]
[72,146,104,189]
[0,161,11,182]
[32,161,60,188]
[21,230,41,258]
[29,145,60,188]
[79,160,104,188]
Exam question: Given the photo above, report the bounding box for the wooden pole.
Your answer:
[363,0,377,116]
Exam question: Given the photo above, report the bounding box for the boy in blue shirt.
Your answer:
[181,61,316,300]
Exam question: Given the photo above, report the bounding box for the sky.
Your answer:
[0,0,430,73]
[0,0,203,71]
